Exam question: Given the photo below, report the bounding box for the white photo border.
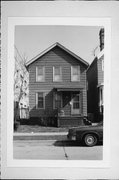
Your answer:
[7,17,111,168]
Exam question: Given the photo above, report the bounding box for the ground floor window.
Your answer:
[36,92,45,109]
[54,92,62,109]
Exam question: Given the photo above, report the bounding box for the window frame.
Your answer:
[53,66,62,82]
[71,66,80,82]
[36,66,45,82]
[71,92,81,115]
[36,92,45,109]
[53,91,62,110]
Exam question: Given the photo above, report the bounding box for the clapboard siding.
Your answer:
[28,46,88,118]
[87,58,98,116]
[87,53,104,121]
[97,55,104,85]
[29,47,86,87]
[82,89,87,116]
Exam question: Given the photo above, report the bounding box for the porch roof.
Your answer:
[54,87,82,92]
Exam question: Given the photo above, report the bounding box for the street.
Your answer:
[13,140,103,160]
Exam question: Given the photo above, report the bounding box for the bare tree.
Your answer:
[14,45,29,122]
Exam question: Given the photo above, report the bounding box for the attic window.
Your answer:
[36,66,45,82]
[71,66,80,82]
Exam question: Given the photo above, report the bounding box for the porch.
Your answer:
[54,87,84,127]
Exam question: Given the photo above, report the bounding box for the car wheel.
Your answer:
[84,134,97,147]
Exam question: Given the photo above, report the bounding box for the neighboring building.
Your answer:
[26,42,89,127]
[87,28,104,122]
[14,46,29,120]
[14,46,29,108]
[0,20,1,118]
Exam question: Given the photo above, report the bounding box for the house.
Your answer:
[26,42,89,127]
[87,28,104,122]
[14,46,29,121]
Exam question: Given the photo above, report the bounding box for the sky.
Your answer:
[15,25,102,64]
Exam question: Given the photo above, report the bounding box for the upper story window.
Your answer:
[71,66,80,81]
[36,66,45,82]
[53,66,62,82]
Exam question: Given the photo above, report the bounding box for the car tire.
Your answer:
[84,134,97,147]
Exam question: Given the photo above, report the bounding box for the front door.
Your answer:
[71,92,81,115]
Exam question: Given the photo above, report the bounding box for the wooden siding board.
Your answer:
[82,89,87,116]
[97,55,104,85]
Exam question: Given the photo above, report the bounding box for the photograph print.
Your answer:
[13,25,104,161]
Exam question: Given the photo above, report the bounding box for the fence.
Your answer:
[20,108,29,119]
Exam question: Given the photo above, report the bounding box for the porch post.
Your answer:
[57,117,60,127]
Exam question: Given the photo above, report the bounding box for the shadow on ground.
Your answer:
[53,140,103,147]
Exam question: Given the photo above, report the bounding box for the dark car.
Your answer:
[67,121,103,147]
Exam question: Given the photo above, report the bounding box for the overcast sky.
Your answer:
[15,25,102,64]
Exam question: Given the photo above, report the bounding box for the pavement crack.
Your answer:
[62,141,69,160]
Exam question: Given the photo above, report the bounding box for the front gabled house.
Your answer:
[26,42,89,127]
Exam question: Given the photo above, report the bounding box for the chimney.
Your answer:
[99,28,104,51]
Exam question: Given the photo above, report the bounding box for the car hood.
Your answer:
[68,124,103,134]
[69,125,90,131]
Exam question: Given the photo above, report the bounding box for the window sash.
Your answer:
[36,92,45,109]
[53,66,62,82]
[36,66,45,82]
[71,66,80,81]
[55,100,62,109]
[54,67,60,76]
[73,102,80,109]
[72,94,80,109]
[54,92,62,109]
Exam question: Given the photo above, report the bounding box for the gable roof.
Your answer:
[26,42,89,67]
[86,49,104,72]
